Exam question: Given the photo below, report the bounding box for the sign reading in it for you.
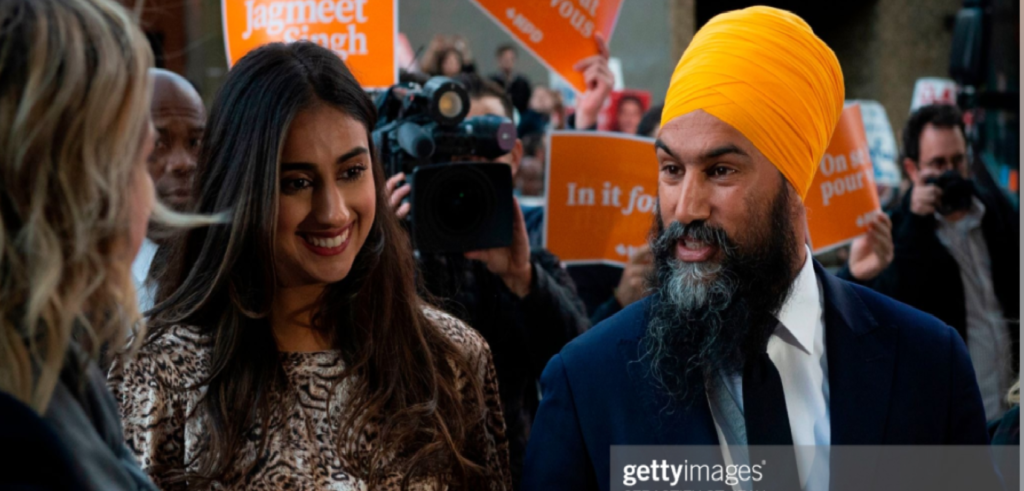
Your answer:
[544,131,658,265]
[222,0,397,89]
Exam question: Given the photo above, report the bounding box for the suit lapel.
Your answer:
[615,297,721,446]
[817,262,897,490]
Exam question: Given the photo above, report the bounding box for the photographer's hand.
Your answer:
[572,33,613,130]
[452,35,474,64]
[465,197,533,298]
[614,244,653,307]
[849,212,894,281]
[386,172,411,220]
[910,183,942,216]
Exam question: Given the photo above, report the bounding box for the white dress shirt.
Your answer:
[709,246,830,491]
[935,197,1012,420]
[130,237,158,313]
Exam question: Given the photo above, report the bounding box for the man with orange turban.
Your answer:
[522,7,996,491]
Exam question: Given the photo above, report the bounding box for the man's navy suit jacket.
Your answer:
[522,262,997,491]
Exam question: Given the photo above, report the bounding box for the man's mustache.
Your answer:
[653,219,734,255]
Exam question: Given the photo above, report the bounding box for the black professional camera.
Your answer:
[372,77,518,254]
[925,170,974,215]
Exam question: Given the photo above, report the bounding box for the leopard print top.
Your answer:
[108,308,511,490]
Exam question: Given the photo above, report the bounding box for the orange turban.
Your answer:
[661,6,844,199]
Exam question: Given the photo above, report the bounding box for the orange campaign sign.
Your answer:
[222,0,398,89]
[544,131,658,265]
[805,103,882,254]
[469,0,624,93]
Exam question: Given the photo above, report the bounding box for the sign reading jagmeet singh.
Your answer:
[223,0,397,89]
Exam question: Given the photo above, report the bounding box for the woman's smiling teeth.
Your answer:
[302,227,350,248]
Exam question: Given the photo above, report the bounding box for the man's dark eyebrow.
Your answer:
[701,144,747,160]
[654,139,675,158]
[654,140,747,161]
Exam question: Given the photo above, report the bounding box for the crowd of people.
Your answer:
[0,0,1018,490]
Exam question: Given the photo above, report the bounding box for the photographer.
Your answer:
[385,74,590,488]
[871,103,1019,421]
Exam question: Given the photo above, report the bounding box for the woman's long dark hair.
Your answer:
[147,42,490,489]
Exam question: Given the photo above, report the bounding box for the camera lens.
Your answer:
[437,91,464,119]
[422,77,470,125]
[425,165,494,236]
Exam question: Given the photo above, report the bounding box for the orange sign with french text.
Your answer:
[805,104,882,253]
[545,131,658,265]
[222,0,397,89]
[469,0,623,93]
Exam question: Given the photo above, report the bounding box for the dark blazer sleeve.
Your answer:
[522,354,598,491]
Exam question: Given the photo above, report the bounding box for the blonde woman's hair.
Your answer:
[0,0,153,412]
[1009,380,1020,406]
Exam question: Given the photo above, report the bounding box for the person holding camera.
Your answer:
[871,103,1019,421]
[386,74,590,489]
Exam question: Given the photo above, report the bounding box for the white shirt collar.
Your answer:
[773,246,822,355]
[131,237,159,287]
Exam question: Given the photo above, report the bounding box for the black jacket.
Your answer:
[866,183,1019,373]
[489,72,532,115]
[418,249,590,488]
[0,344,157,491]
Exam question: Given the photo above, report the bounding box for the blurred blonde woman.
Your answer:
[0,0,164,488]
[988,380,1019,445]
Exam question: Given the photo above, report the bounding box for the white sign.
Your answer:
[910,77,957,113]
[849,100,902,187]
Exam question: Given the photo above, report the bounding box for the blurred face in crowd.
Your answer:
[441,50,462,77]
[645,109,804,397]
[149,69,205,211]
[455,95,524,175]
[274,103,376,288]
[498,49,516,73]
[127,121,157,260]
[904,123,968,186]
[617,98,644,134]
[529,87,556,114]
[515,155,544,196]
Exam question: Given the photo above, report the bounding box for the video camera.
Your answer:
[372,77,518,254]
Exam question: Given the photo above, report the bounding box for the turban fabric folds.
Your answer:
[661,6,845,199]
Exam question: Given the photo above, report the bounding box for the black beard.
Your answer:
[642,179,801,403]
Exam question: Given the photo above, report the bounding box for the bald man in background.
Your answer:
[132,69,205,310]
[522,7,996,491]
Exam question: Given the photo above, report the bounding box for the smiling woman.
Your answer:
[107,42,511,490]
[274,107,375,293]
